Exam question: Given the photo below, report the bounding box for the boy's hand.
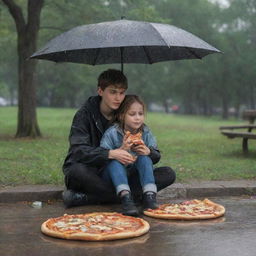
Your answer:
[109,149,135,165]
[132,144,150,155]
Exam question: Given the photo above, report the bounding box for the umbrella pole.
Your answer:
[121,47,124,73]
[121,16,125,73]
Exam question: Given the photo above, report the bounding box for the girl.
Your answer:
[100,95,159,216]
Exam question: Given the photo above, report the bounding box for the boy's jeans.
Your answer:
[102,155,157,195]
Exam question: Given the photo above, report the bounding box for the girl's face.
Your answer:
[124,102,144,132]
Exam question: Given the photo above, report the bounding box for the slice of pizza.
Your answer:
[125,131,144,145]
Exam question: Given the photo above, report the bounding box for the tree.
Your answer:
[2,0,44,137]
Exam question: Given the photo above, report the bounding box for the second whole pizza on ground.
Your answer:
[143,199,225,220]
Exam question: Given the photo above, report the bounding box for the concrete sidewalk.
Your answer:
[0,180,255,203]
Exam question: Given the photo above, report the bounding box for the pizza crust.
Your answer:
[143,199,225,220]
[41,212,150,241]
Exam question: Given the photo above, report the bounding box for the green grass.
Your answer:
[0,107,255,186]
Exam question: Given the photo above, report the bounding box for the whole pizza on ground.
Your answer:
[41,212,150,241]
[143,199,225,220]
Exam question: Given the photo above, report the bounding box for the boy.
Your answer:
[62,69,176,208]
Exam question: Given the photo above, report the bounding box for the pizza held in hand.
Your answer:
[143,199,225,220]
[125,131,144,145]
[41,212,150,241]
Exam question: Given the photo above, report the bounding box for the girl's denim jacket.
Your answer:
[100,123,158,157]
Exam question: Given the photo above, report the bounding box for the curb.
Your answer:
[0,180,255,203]
[0,185,63,203]
[158,180,256,200]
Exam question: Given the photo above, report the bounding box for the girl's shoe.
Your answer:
[143,192,158,210]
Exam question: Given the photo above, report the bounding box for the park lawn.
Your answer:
[0,107,255,186]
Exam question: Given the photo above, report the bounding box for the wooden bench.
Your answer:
[219,125,256,153]
[242,110,256,124]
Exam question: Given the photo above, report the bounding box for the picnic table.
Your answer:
[242,110,256,124]
[220,110,256,153]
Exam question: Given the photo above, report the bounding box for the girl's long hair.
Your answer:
[112,95,146,131]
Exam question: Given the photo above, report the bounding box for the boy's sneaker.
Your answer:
[143,192,158,210]
[120,193,139,216]
[62,190,89,208]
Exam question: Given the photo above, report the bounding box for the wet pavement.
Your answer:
[1,197,256,256]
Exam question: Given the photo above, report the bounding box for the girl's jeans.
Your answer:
[102,155,157,195]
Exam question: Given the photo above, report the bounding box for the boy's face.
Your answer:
[98,85,126,112]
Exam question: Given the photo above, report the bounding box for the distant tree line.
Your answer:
[1,0,256,136]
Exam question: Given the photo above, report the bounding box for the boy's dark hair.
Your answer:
[97,69,128,90]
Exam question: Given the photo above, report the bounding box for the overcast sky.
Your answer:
[209,0,230,8]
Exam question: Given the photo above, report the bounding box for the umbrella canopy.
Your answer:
[31,19,220,71]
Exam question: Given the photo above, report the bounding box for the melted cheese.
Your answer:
[68,218,85,225]
[54,221,66,228]
[90,225,112,231]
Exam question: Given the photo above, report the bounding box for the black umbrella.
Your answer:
[31,19,220,72]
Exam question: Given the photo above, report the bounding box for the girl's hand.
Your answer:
[120,133,133,151]
[132,144,150,155]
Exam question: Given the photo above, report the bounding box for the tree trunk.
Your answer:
[16,36,41,137]
[163,99,169,113]
[202,100,208,116]
[222,96,229,119]
[234,102,240,119]
[3,0,44,138]
[249,85,255,109]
